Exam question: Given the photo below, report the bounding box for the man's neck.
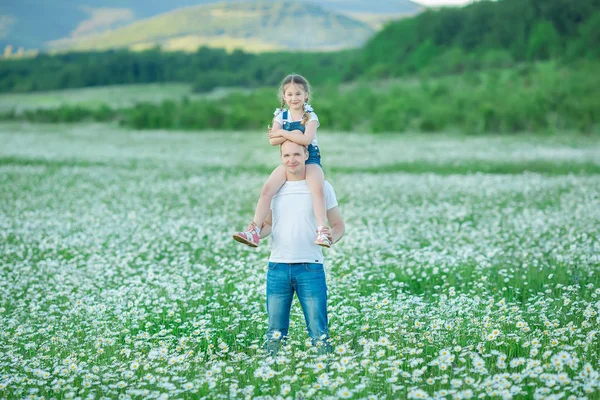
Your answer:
[286,171,306,181]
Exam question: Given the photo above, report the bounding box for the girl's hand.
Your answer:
[267,128,282,139]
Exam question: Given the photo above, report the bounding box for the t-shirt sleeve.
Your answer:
[273,110,284,126]
[324,181,338,210]
[308,112,320,128]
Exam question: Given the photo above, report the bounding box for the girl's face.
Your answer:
[283,83,308,111]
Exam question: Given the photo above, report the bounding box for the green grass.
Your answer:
[0,83,197,112]
[0,122,599,398]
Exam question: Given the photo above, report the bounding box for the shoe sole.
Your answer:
[315,241,331,248]
[233,234,258,248]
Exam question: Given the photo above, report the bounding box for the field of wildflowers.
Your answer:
[1,123,599,399]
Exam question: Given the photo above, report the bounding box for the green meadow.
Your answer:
[1,121,599,399]
[0,84,208,113]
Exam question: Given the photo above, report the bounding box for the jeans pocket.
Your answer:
[304,263,324,272]
[268,262,278,271]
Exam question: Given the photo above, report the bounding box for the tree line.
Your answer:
[0,48,352,93]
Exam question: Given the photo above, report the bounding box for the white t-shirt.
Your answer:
[273,109,320,147]
[269,180,338,264]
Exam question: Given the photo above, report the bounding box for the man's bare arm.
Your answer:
[260,210,273,239]
[325,206,345,244]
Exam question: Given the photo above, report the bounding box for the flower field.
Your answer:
[1,123,599,399]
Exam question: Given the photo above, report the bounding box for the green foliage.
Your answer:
[566,12,600,60]
[528,21,562,60]
[0,47,353,94]
[193,70,249,93]
[356,0,600,77]
[4,61,598,134]
[1,104,115,123]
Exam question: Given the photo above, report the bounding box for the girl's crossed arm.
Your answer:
[267,122,286,146]
[268,121,317,146]
[280,120,317,146]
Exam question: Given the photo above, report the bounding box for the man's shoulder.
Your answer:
[324,180,336,195]
[274,180,334,195]
[323,180,338,207]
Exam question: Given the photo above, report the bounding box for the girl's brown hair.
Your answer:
[278,74,312,125]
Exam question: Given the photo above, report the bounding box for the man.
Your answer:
[257,140,345,354]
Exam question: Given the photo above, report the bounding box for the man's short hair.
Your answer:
[280,140,308,154]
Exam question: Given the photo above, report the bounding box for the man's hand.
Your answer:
[317,226,333,244]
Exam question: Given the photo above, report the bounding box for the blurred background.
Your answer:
[0,0,597,134]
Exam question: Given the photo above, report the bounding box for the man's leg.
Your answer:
[265,262,294,355]
[295,263,331,354]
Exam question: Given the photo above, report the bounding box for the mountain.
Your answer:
[0,0,422,53]
[46,2,378,53]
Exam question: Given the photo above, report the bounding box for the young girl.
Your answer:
[233,74,331,248]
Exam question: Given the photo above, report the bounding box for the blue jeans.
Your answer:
[265,262,331,354]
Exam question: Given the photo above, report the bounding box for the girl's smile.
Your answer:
[284,83,308,111]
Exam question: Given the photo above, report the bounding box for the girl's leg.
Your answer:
[305,164,328,229]
[234,165,286,247]
[252,165,287,228]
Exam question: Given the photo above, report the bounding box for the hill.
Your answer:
[0,0,421,52]
[46,1,377,53]
[352,0,600,78]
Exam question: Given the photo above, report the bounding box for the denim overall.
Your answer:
[282,110,321,167]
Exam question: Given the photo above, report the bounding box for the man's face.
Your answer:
[280,141,308,175]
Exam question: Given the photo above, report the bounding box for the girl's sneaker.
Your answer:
[233,226,260,247]
[314,227,331,248]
